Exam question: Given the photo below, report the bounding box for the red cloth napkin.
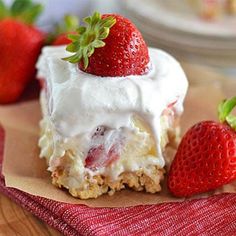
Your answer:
[1,127,236,235]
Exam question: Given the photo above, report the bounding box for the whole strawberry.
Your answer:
[63,12,150,77]
[0,0,44,104]
[168,97,236,197]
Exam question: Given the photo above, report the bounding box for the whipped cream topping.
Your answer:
[37,46,188,167]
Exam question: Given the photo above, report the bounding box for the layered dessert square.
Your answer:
[36,13,188,199]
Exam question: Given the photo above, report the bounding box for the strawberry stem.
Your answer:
[62,12,116,69]
[218,97,236,130]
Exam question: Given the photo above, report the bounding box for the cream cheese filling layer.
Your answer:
[39,91,175,186]
[37,46,188,167]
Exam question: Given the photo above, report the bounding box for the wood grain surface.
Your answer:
[0,193,61,236]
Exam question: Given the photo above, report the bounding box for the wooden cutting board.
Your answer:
[0,62,235,236]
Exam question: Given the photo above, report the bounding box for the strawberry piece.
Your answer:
[85,144,119,170]
[63,12,150,77]
[85,126,121,170]
[52,33,72,46]
[168,97,236,197]
[167,100,177,109]
[38,78,46,89]
[0,0,44,104]
[85,145,105,169]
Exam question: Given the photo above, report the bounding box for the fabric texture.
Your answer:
[0,127,236,236]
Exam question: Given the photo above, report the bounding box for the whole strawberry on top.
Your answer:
[0,0,44,104]
[168,97,236,197]
[63,12,150,77]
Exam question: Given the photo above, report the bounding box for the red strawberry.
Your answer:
[51,15,79,46]
[38,78,46,89]
[85,126,121,170]
[63,12,150,77]
[0,0,44,104]
[52,33,72,46]
[85,145,119,170]
[168,97,236,197]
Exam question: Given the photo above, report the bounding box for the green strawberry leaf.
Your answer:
[8,0,43,24]
[19,4,43,24]
[0,0,9,19]
[55,15,79,35]
[218,96,236,130]
[68,34,80,41]
[45,14,79,45]
[62,12,116,69]
[64,15,79,32]
[0,0,43,23]
[226,114,236,131]
[10,0,31,16]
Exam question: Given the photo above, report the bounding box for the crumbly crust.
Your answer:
[52,164,165,199]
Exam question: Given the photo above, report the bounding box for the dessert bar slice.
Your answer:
[37,13,188,199]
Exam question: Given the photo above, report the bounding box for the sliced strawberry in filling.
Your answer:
[38,78,46,89]
[162,100,178,116]
[85,126,122,170]
[85,144,119,170]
